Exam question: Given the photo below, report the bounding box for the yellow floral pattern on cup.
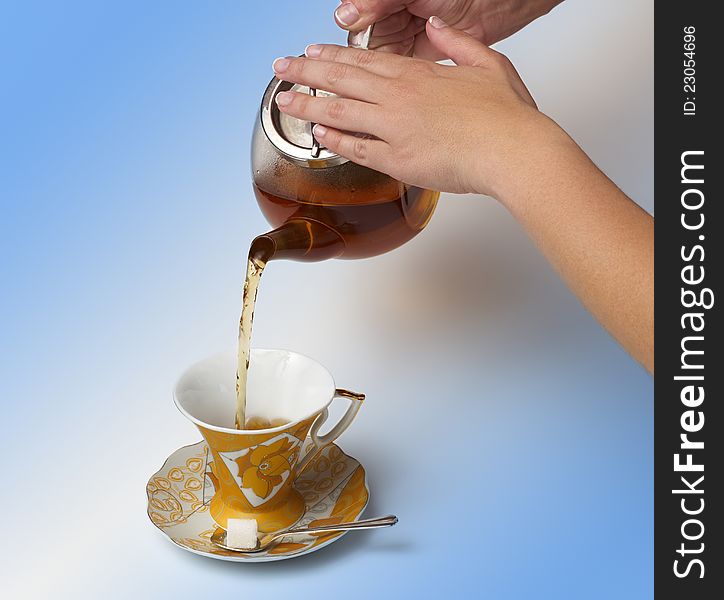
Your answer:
[236,437,297,499]
[198,419,314,531]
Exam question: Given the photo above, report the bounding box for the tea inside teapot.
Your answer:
[250,77,439,262]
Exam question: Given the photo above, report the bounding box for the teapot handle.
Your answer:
[347,25,374,50]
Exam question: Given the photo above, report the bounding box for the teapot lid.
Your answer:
[260,79,348,168]
[259,27,374,169]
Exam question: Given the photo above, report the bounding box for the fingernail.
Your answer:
[313,124,328,138]
[275,91,293,107]
[305,44,323,58]
[428,16,447,29]
[335,3,360,27]
[272,57,291,73]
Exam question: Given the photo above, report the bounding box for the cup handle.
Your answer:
[295,389,365,476]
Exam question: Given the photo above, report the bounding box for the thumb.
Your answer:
[425,16,495,66]
[334,1,399,31]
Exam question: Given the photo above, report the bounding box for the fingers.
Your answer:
[369,17,426,53]
[369,9,413,37]
[406,34,447,62]
[369,13,426,45]
[370,37,416,57]
[312,124,392,171]
[275,91,385,137]
[273,56,385,103]
[304,44,405,78]
[334,1,403,32]
[425,16,497,67]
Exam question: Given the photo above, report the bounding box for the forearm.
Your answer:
[493,118,654,372]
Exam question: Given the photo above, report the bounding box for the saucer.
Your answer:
[147,440,369,562]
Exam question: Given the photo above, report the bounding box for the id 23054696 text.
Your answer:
[683,26,696,116]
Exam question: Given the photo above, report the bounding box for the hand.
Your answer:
[275,16,654,372]
[333,0,564,59]
[272,18,548,197]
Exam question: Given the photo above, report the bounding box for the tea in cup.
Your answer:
[174,349,364,532]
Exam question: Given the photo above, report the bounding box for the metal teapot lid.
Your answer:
[260,26,373,168]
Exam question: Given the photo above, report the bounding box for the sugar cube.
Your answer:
[226,518,258,550]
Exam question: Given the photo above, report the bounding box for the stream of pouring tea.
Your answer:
[235,255,266,429]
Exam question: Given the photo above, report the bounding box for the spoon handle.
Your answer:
[284,515,398,537]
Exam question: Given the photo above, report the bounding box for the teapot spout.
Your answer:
[250,219,345,263]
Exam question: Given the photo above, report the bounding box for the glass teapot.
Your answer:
[249,28,439,263]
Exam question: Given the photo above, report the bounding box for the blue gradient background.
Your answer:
[1,1,653,598]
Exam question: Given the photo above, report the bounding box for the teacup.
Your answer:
[174,349,364,532]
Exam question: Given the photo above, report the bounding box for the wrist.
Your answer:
[513,0,565,29]
[475,0,565,44]
[470,110,567,201]
[491,114,592,214]
[483,112,593,211]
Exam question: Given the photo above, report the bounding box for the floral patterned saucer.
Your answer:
[146,440,369,562]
